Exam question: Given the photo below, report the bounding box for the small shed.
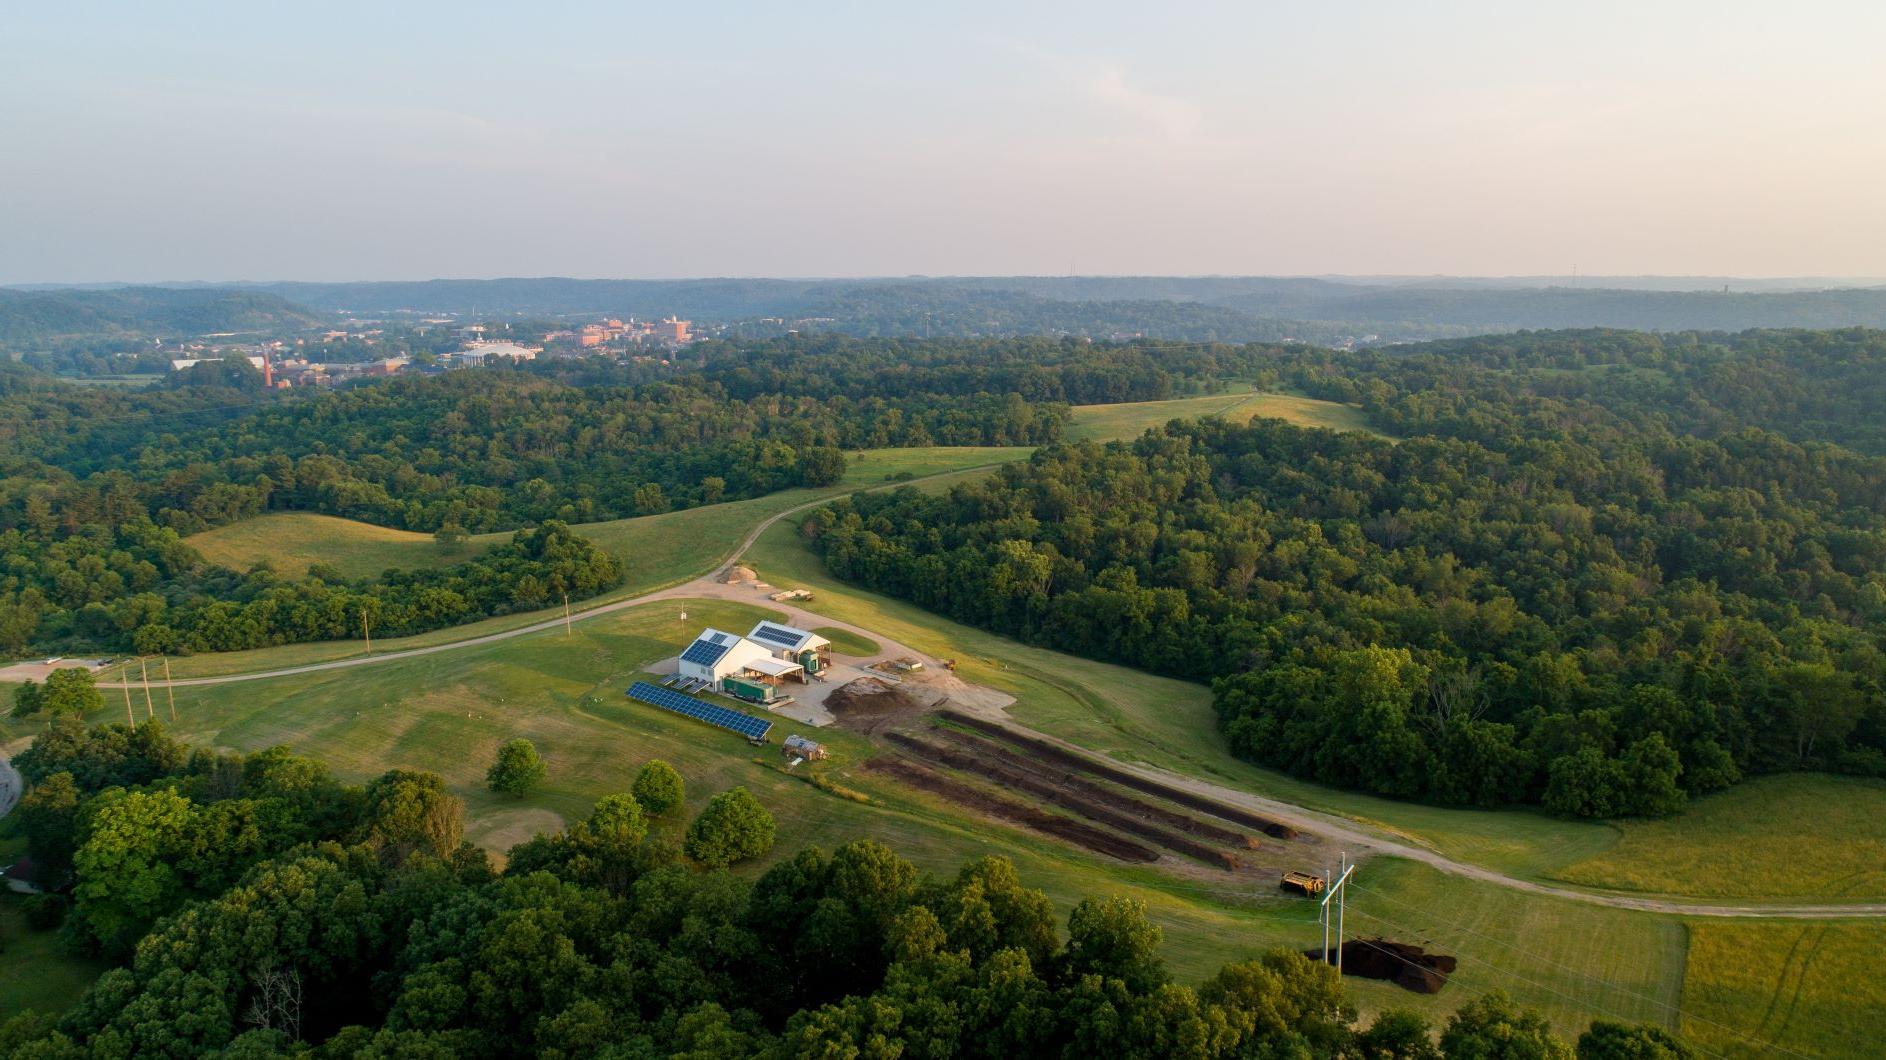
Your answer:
[783,734,827,761]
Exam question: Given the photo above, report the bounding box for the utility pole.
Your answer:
[1318,851,1356,971]
[138,657,156,721]
[562,592,572,637]
[161,657,177,722]
[121,678,136,730]
[361,607,373,655]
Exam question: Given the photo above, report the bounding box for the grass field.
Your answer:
[0,894,113,1019]
[1557,773,1886,901]
[188,513,471,580]
[811,627,879,656]
[1681,921,1885,1057]
[1067,388,1379,441]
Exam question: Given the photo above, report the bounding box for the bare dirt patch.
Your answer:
[825,676,940,735]
[938,710,1304,839]
[862,756,1158,864]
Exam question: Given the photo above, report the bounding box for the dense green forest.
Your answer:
[807,330,1886,816]
[0,335,1247,655]
[0,718,1689,1058]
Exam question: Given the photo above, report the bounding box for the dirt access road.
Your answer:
[75,465,1886,921]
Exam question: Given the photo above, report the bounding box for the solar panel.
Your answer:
[626,681,773,741]
[751,623,803,648]
[680,637,731,667]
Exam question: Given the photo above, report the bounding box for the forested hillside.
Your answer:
[0,286,323,345]
[0,337,1236,656]
[0,718,1688,1057]
[807,329,1886,817]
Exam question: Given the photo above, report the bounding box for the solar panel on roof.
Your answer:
[627,681,773,741]
[680,638,732,667]
[708,632,729,644]
[751,623,803,648]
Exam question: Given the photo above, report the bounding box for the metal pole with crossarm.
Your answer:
[1319,853,1356,970]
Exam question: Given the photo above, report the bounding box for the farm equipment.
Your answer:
[1281,871,1327,896]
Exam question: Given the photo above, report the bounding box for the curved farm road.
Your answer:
[82,465,1886,921]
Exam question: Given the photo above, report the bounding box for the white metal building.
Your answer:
[677,626,807,691]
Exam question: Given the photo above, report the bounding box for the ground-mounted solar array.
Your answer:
[626,680,773,741]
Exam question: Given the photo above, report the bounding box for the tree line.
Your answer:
[1,719,1693,1058]
[807,362,1886,815]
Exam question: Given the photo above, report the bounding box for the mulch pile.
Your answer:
[825,676,934,734]
[1306,938,1458,994]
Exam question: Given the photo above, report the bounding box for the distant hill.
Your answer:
[0,286,324,345]
[20,276,1886,345]
[1204,284,1886,332]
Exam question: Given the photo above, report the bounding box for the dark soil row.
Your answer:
[861,756,1159,864]
[1306,939,1457,994]
[931,727,1260,850]
[887,732,1239,870]
[938,710,1303,839]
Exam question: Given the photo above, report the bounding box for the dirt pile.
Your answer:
[720,564,758,584]
[825,676,938,734]
[861,757,1158,863]
[1307,939,1457,994]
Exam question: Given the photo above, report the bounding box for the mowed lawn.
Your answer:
[1067,388,1379,441]
[1681,921,1886,1058]
[1556,773,1886,901]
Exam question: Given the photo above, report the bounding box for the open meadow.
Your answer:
[1066,388,1379,441]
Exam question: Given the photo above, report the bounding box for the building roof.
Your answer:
[747,621,829,654]
[746,656,803,678]
[680,628,741,668]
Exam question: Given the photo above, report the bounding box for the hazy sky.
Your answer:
[4,1,1884,282]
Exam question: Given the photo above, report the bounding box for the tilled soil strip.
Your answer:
[938,709,1303,839]
[929,726,1260,851]
[862,756,1160,863]
[887,731,1241,870]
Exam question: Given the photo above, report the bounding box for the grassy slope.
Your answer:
[188,513,465,581]
[810,627,879,657]
[1557,773,1886,901]
[1681,921,1886,1058]
[1066,389,1378,441]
